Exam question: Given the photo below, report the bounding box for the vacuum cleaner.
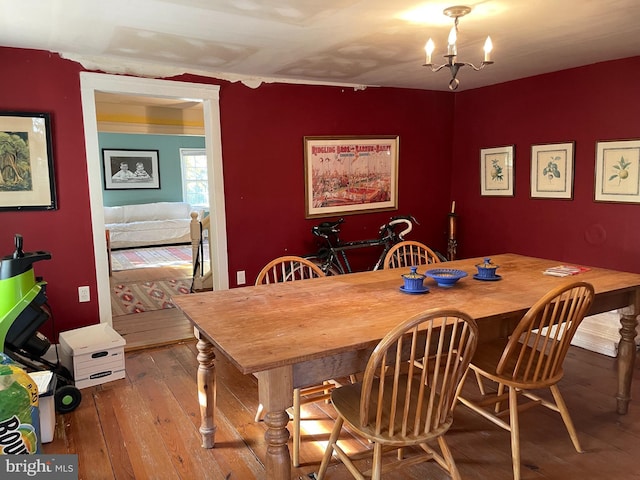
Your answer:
[0,234,81,413]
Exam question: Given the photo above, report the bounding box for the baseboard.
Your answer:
[571,311,639,358]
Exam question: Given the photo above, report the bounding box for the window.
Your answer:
[180,148,209,208]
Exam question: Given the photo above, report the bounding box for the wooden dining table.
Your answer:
[172,253,640,480]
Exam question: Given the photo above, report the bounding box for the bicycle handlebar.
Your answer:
[380,214,418,240]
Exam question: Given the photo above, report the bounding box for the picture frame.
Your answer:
[480,145,514,196]
[0,112,57,211]
[103,149,160,190]
[304,135,399,218]
[595,139,640,203]
[530,142,575,199]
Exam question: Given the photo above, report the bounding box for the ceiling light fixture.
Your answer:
[423,5,493,91]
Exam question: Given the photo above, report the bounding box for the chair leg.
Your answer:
[371,442,383,480]
[453,366,471,409]
[508,386,521,480]
[474,368,487,396]
[293,388,301,467]
[437,436,461,480]
[317,416,343,479]
[495,382,506,413]
[549,384,584,453]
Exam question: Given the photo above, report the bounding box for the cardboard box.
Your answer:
[59,323,126,389]
[29,371,56,443]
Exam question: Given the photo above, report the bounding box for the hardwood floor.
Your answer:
[110,265,195,351]
[42,341,640,479]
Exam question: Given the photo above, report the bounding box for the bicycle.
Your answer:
[305,214,423,275]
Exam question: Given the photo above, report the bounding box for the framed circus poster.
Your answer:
[303,135,399,218]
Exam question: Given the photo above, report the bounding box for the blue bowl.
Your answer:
[424,268,468,287]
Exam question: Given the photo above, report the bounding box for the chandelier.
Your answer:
[423,5,493,91]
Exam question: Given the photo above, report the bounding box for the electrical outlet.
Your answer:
[236,270,246,285]
[78,286,90,303]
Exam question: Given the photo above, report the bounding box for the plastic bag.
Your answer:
[0,353,41,454]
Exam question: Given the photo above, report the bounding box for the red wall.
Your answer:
[3,45,638,335]
[451,56,640,273]
[200,80,455,282]
[0,47,454,334]
[0,48,95,337]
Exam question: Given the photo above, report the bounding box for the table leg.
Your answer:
[256,367,293,480]
[616,291,639,415]
[195,330,217,448]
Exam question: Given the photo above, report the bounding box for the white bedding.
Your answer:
[105,201,194,249]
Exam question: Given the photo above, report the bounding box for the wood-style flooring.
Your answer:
[42,340,640,479]
[110,265,195,351]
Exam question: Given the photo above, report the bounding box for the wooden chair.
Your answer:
[455,281,595,480]
[254,255,334,467]
[255,255,324,284]
[383,240,442,269]
[317,308,478,480]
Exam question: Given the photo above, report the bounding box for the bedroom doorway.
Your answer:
[80,73,229,335]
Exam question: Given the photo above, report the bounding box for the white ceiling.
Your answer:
[3,0,640,92]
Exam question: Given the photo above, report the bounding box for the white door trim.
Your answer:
[79,72,229,324]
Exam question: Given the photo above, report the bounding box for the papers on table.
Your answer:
[543,265,590,277]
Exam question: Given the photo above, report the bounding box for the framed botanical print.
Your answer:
[480,145,514,196]
[530,142,574,199]
[594,139,640,203]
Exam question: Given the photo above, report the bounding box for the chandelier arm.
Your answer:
[424,64,451,73]
[459,61,493,71]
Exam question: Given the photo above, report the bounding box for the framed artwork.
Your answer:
[595,139,640,203]
[0,112,57,211]
[304,135,399,218]
[103,149,160,190]
[530,142,574,199]
[480,145,514,196]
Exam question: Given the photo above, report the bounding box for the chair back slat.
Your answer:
[255,255,325,285]
[384,241,442,269]
[360,309,478,441]
[497,282,594,385]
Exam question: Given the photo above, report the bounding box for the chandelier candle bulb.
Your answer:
[484,36,493,62]
[447,27,457,55]
[425,38,435,64]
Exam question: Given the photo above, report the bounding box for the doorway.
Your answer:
[80,72,229,326]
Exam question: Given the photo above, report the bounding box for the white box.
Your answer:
[59,323,126,389]
[29,371,56,443]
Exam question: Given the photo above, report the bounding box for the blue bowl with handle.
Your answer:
[424,268,468,287]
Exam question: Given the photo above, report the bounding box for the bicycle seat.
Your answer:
[312,218,344,237]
